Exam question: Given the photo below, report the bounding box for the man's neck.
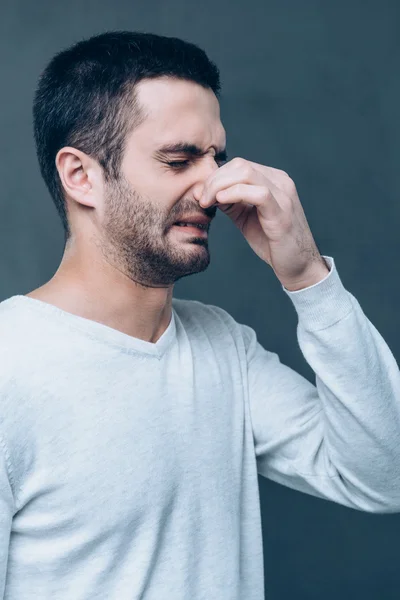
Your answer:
[25,277,174,344]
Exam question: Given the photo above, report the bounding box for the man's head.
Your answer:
[33,31,227,287]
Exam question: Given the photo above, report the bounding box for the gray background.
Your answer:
[1,1,400,598]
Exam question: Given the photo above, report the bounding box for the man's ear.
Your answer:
[55,146,102,208]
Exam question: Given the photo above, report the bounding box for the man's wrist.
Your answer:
[281,258,331,292]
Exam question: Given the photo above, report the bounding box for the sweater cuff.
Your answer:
[281,256,355,331]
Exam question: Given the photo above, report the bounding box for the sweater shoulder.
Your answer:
[172,296,243,340]
[172,297,260,357]
[0,296,45,363]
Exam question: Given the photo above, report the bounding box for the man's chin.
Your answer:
[171,255,211,281]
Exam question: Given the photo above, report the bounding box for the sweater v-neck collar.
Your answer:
[5,295,177,359]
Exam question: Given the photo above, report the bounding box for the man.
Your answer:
[0,30,399,600]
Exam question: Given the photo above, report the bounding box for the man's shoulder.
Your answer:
[0,295,49,371]
[0,295,30,345]
[172,296,241,336]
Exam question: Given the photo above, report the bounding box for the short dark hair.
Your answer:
[32,30,221,243]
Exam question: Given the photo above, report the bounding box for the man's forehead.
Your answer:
[148,122,226,155]
[138,78,221,118]
[136,76,219,109]
[133,78,226,151]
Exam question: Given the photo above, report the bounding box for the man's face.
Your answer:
[99,77,227,287]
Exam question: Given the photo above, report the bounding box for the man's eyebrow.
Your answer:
[154,142,228,160]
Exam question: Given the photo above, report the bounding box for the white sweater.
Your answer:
[1,255,399,599]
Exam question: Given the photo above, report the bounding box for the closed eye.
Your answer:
[167,160,191,169]
[167,157,228,170]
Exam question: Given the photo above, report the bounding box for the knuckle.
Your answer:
[283,177,296,195]
[277,168,290,178]
[262,187,272,201]
[239,164,253,180]
[243,166,253,180]
[232,157,247,169]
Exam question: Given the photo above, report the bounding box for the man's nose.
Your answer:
[192,158,220,204]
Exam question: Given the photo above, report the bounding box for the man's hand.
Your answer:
[199,157,330,291]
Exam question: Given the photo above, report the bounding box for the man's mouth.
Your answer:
[172,223,208,236]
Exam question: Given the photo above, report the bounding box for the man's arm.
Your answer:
[242,255,400,513]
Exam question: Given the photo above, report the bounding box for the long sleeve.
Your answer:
[0,431,14,597]
[242,255,400,513]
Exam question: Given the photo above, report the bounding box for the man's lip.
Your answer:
[172,224,208,235]
[173,215,211,226]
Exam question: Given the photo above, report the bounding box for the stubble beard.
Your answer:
[96,174,211,288]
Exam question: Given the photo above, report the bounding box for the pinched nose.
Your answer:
[192,161,220,203]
